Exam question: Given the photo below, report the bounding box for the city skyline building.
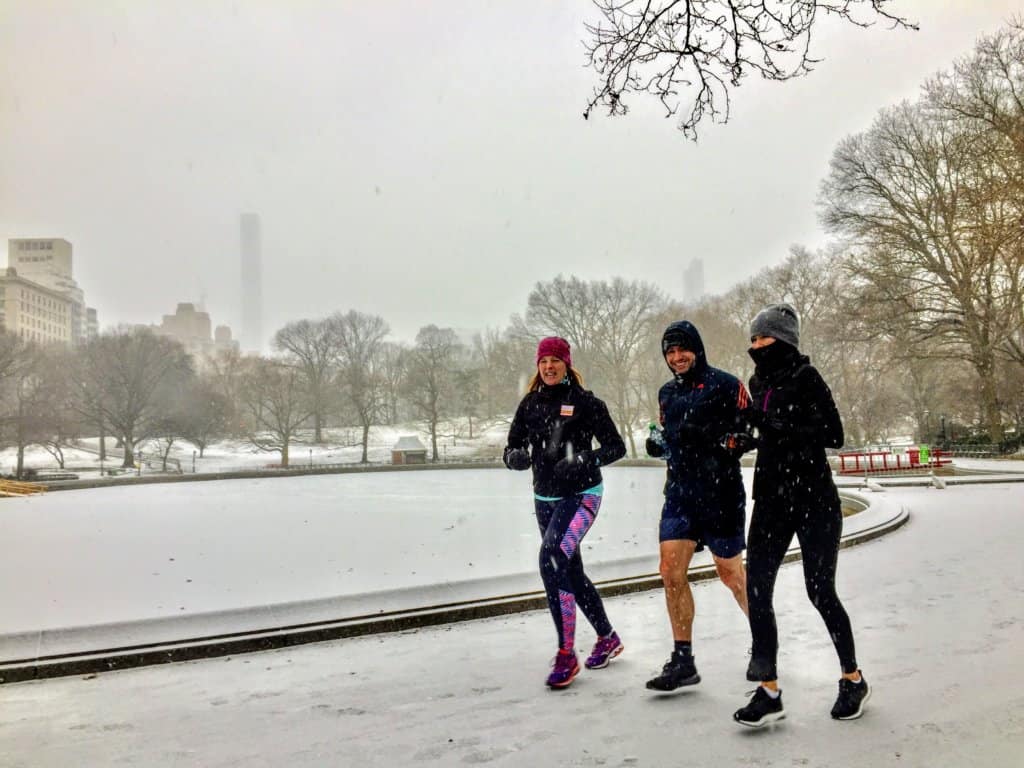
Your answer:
[239,213,263,354]
[4,238,98,345]
[683,258,705,306]
[151,301,239,363]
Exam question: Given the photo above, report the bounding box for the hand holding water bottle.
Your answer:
[645,422,667,459]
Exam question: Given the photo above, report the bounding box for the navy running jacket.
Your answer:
[657,321,750,519]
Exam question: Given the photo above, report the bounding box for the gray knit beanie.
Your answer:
[749,303,800,349]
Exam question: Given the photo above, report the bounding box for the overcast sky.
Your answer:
[1,0,1019,347]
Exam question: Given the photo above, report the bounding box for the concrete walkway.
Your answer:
[1,481,1021,768]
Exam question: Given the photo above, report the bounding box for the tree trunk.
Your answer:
[620,418,636,458]
[980,374,1003,444]
[360,422,370,464]
[122,435,135,468]
[280,440,290,467]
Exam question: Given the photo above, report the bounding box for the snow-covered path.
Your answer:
[1,483,1021,767]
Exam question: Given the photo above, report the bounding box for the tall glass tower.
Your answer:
[240,213,263,353]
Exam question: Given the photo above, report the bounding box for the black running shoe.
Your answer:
[645,651,700,692]
[733,686,786,727]
[830,674,871,720]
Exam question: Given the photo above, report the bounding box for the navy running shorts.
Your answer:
[659,496,745,558]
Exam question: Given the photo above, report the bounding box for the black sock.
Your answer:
[674,641,692,656]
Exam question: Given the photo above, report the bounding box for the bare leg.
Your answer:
[659,540,697,641]
[713,553,748,616]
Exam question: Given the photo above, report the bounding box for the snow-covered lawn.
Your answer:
[0,482,1021,766]
[0,422,515,478]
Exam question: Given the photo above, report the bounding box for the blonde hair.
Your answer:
[527,366,585,393]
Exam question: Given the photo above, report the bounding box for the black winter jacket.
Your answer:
[657,321,750,516]
[504,380,626,498]
[747,342,844,509]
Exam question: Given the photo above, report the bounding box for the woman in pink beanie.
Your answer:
[503,336,626,688]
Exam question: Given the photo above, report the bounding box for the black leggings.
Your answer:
[535,493,613,652]
[746,499,858,679]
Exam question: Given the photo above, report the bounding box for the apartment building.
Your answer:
[5,238,98,345]
[0,267,75,344]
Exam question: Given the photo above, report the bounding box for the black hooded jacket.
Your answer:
[504,378,626,498]
[746,341,844,509]
[657,321,750,516]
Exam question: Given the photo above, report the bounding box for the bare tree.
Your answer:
[470,328,533,421]
[822,96,1021,442]
[178,378,232,459]
[273,318,343,443]
[402,325,464,462]
[925,20,1024,367]
[583,0,914,138]
[74,329,194,467]
[376,341,407,425]
[0,341,56,478]
[207,347,247,436]
[238,357,313,467]
[34,346,80,470]
[333,310,390,463]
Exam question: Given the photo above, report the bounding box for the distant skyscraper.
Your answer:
[683,258,705,305]
[240,213,263,353]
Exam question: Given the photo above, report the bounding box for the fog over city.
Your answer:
[0,0,1019,344]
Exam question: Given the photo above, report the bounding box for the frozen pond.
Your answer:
[2,466,684,634]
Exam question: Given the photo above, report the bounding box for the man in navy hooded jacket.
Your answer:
[644,320,754,692]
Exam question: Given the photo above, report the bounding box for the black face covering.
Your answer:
[748,340,799,375]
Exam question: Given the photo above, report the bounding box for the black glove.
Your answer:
[553,450,594,481]
[645,437,665,458]
[720,432,756,458]
[504,448,531,471]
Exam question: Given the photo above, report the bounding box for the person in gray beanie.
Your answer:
[748,303,800,349]
[733,304,870,728]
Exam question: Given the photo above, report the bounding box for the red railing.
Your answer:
[837,449,952,475]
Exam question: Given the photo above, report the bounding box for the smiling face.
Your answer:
[537,355,568,386]
[664,345,696,375]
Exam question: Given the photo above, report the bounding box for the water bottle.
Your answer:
[648,422,667,458]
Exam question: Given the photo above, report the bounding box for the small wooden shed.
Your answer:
[391,435,428,465]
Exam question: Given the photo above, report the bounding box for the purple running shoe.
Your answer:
[546,649,580,688]
[585,632,624,669]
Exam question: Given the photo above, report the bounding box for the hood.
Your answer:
[661,320,707,377]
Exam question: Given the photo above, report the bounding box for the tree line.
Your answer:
[1,22,1020,474]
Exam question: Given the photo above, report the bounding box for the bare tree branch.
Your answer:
[583,0,915,138]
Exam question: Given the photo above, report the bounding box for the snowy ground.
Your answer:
[0,422,517,479]
[1,481,1022,766]
[4,429,1021,482]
